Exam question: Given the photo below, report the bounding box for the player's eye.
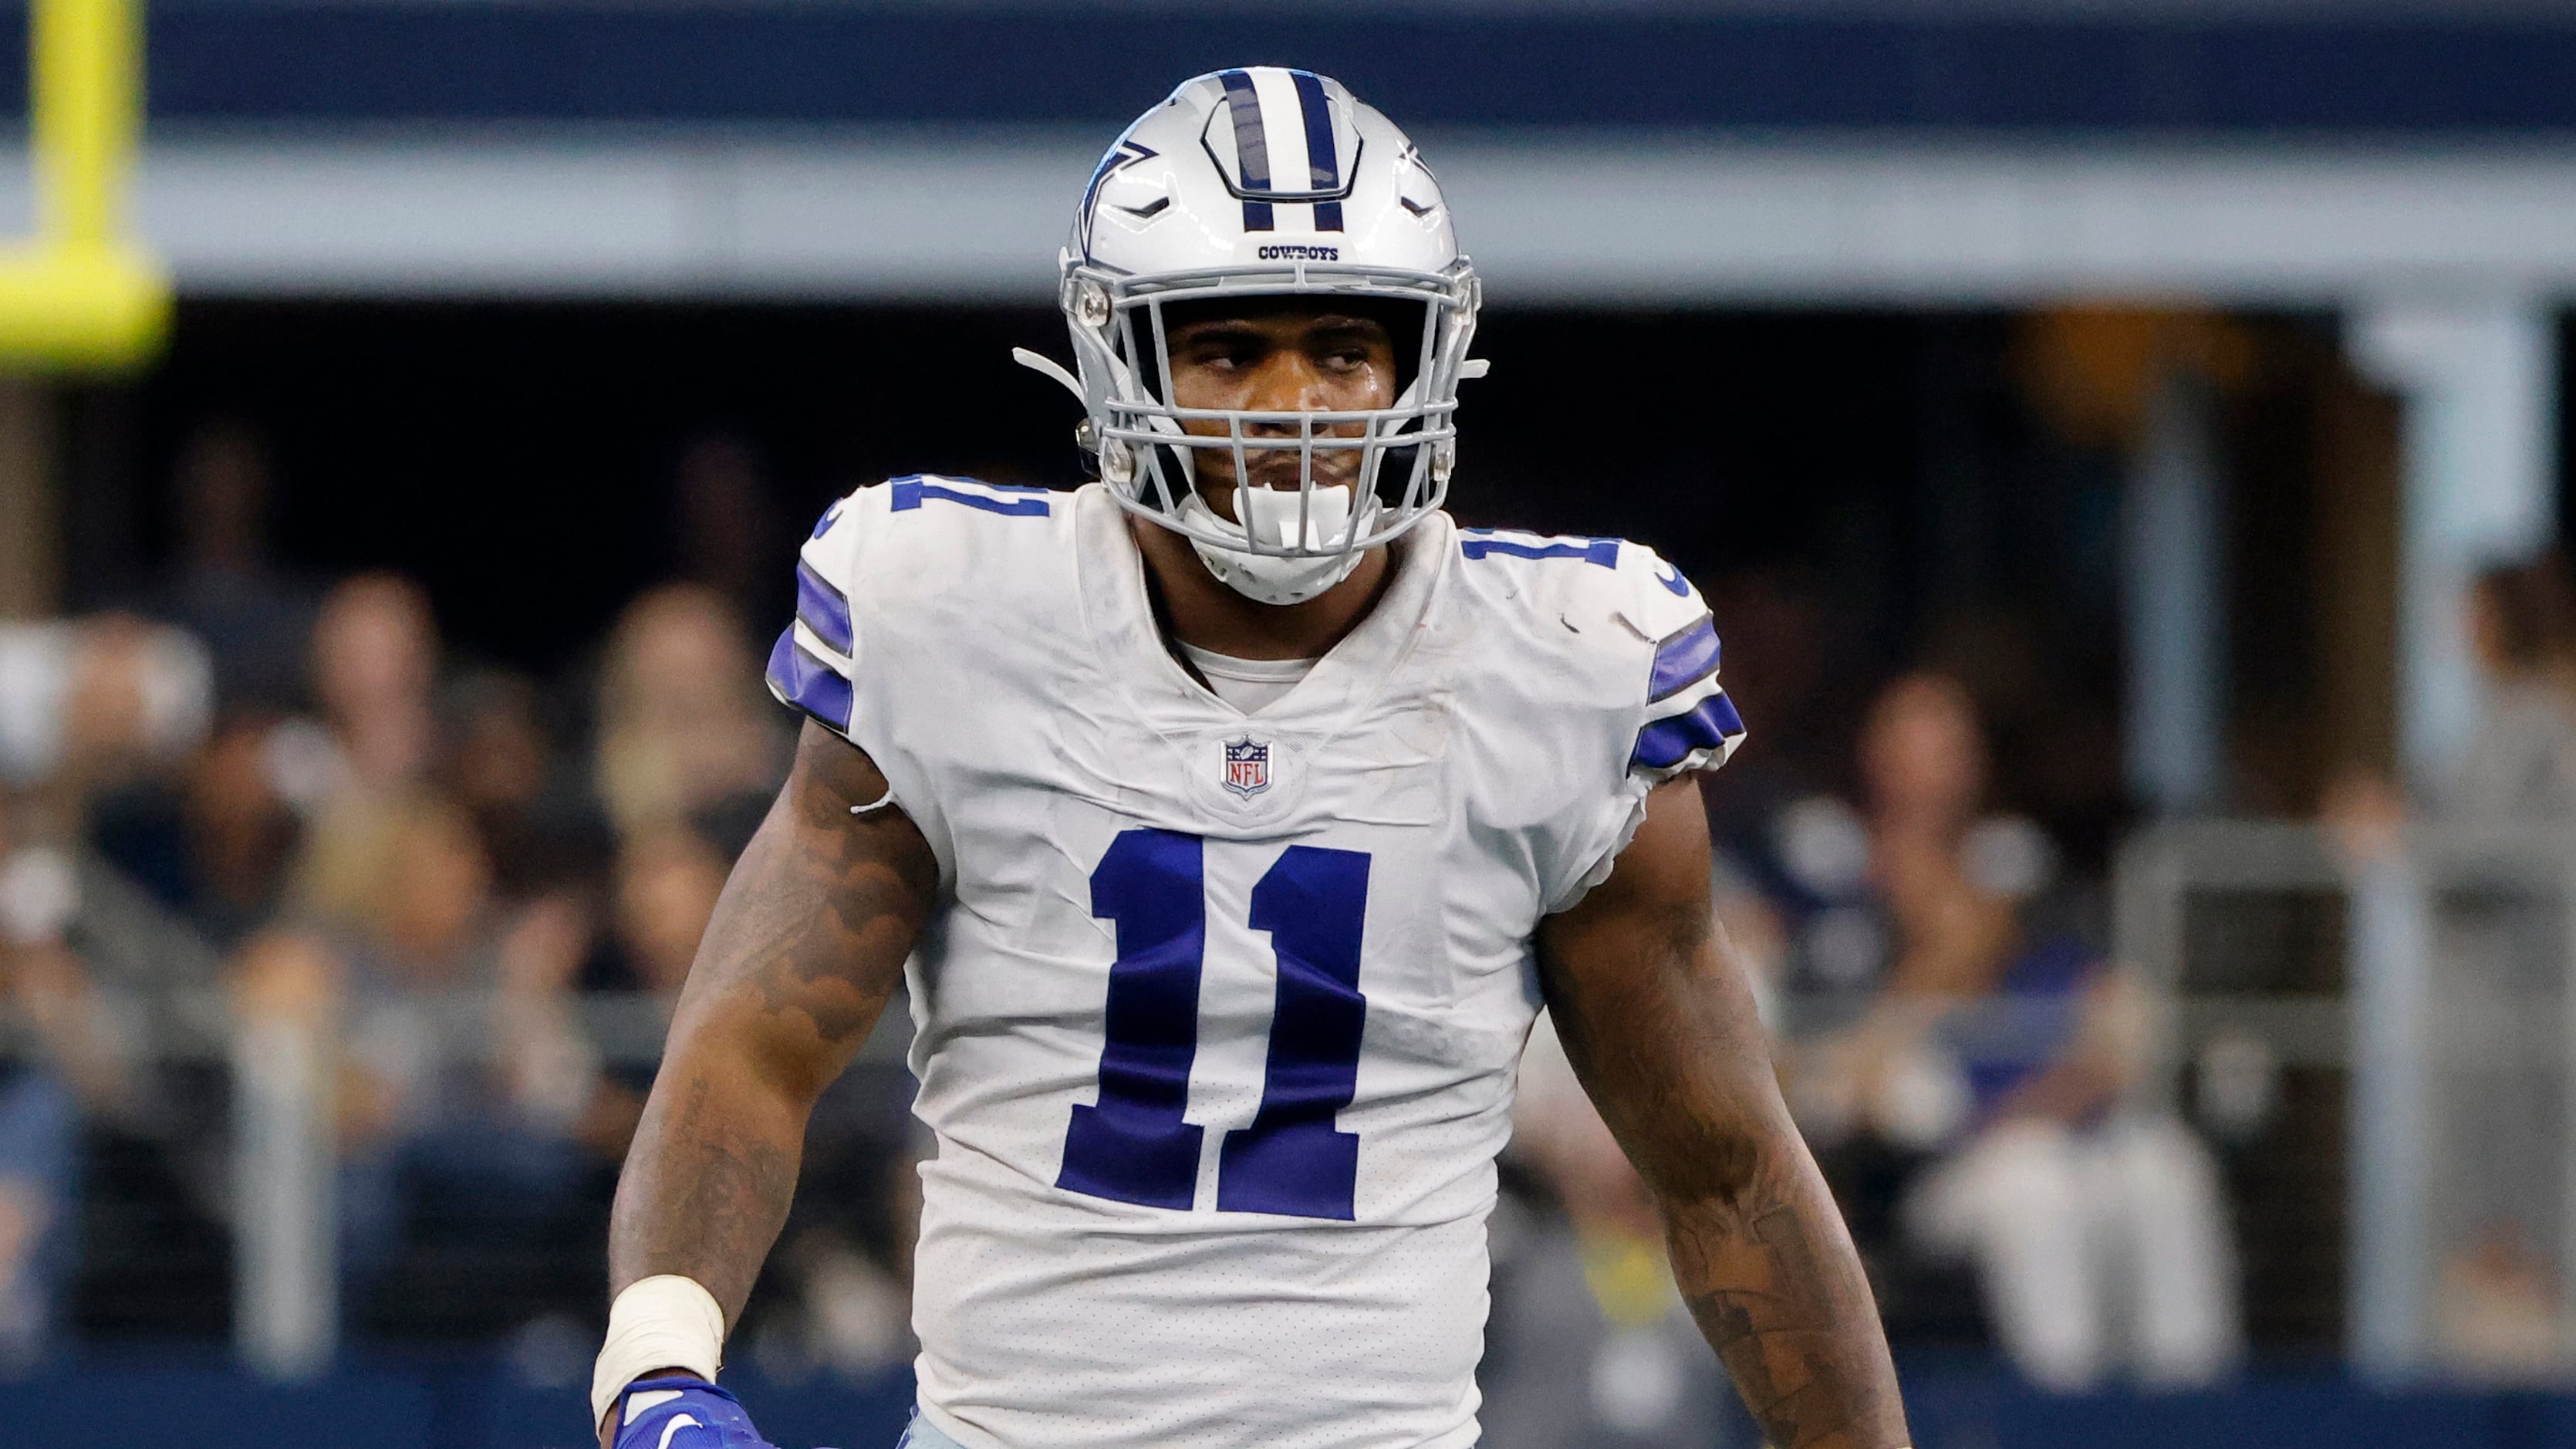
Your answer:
[1182,337,1258,371]
[1308,323,1383,375]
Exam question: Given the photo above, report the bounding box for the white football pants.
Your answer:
[1906,1114,2243,1391]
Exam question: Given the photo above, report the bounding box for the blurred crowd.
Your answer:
[1488,650,2246,1445]
[1483,545,2576,1439]
[0,414,2274,1417]
[0,423,916,1380]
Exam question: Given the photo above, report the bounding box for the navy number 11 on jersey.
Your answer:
[1060,828,1371,1220]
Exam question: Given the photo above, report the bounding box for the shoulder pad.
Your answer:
[1611,540,1740,783]
[1454,528,1740,782]
[1455,527,1707,645]
[769,475,1063,735]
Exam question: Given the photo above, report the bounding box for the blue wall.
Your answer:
[21,1356,2576,1449]
[47,5,2576,134]
[8,1356,917,1449]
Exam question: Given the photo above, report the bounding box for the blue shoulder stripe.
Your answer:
[795,559,853,657]
[1631,691,1745,772]
[890,475,1052,516]
[766,628,853,731]
[890,471,1048,495]
[1458,530,1620,568]
[1649,615,1721,701]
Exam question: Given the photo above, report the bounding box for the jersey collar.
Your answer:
[1075,482,1454,741]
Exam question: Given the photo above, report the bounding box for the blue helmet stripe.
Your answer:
[1290,70,1344,232]
[1217,70,1271,191]
[1217,69,1275,232]
[1289,70,1338,191]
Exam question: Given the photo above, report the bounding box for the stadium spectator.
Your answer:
[0,613,219,925]
[0,613,212,812]
[591,583,788,839]
[308,573,438,796]
[670,434,790,630]
[231,789,610,1336]
[602,822,728,999]
[439,668,613,907]
[2445,556,2576,819]
[2426,558,2576,1376]
[2327,555,2576,846]
[164,713,304,953]
[150,421,315,714]
[0,797,151,1364]
[232,572,625,1339]
[557,821,734,1160]
[0,613,229,1047]
[2324,555,2576,1377]
[0,611,247,1347]
[0,614,228,1080]
[441,670,552,879]
[284,573,449,964]
[1786,672,2239,1390]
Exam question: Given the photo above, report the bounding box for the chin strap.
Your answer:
[1177,489,1379,606]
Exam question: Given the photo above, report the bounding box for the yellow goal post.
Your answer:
[0,0,167,372]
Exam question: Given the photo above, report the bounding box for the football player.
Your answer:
[593,69,1910,1449]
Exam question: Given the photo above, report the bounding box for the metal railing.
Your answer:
[2118,819,2576,1380]
[60,822,2576,1381]
[32,979,917,1371]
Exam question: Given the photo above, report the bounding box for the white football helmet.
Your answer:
[1015,68,1484,604]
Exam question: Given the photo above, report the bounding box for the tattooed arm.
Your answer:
[1537,778,1909,1449]
[603,724,937,1411]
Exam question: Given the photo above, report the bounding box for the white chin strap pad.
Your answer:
[1180,486,1375,606]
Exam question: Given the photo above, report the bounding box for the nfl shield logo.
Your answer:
[1222,737,1271,799]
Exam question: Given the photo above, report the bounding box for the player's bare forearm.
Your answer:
[607,723,937,1322]
[1539,779,1909,1449]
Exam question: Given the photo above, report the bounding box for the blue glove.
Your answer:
[607,1376,778,1449]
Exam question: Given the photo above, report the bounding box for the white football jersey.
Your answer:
[767,478,1741,1449]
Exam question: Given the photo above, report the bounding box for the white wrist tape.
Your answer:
[591,1275,727,1427]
